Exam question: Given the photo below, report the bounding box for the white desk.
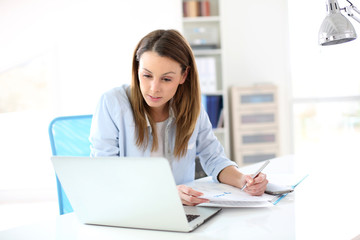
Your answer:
[1,155,360,240]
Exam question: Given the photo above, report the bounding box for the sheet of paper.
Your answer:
[198,201,273,208]
[186,180,275,208]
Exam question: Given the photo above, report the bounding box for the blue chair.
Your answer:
[48,115,93,215]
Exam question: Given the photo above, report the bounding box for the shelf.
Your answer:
[212,127,225,135]
[202,90,223,96]
[192,49,222,55]
[183,16,220,23]
[182,0,229,157]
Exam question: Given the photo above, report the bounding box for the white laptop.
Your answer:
[51,156,221,232]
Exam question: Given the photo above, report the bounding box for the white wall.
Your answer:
[54,1,183,115]
[220,0,292,155]
[0,0,183,116]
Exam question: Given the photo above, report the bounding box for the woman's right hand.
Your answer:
[176,185,210,206]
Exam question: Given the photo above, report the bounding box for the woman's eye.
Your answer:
[163,77,172,82]
[143,74,152,78]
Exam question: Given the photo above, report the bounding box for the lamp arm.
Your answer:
[345,5,360,23]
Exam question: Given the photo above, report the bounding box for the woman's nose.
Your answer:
[150,79,161,92]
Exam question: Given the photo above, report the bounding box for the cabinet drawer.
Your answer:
[232,108,278,130]
[232,129,279,150]
[235,148,279,165]
[231,85,277,110]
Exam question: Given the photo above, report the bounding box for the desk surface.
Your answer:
[1,155,360,240]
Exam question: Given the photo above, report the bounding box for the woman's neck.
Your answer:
[150,105,169,122]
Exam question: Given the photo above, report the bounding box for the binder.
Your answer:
[206,95,223,128]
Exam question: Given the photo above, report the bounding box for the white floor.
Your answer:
[0,200,58,231]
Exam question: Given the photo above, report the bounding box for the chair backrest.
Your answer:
[48,115,93,215]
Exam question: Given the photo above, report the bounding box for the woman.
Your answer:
[90,29,268,206]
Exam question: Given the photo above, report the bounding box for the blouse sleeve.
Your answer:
[196,106,238,183]
[89,92,120,157]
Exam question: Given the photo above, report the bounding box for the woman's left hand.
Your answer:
[176,185,210,206]
[241,173,268,196]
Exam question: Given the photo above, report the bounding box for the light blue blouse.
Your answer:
[89,85,237,185]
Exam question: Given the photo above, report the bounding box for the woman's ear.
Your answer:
[180,67,189,84]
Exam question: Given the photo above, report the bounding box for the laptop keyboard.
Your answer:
[186,214,200,222]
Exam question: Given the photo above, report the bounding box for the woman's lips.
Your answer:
[148,95,162,101]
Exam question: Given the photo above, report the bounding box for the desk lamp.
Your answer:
[319,0,360,45]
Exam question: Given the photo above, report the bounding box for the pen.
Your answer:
[240,160,270,191]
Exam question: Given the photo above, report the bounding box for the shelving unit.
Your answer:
[181,0,230,157]
[230,84,279,166]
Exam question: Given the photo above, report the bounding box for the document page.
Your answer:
[186,179,274,208]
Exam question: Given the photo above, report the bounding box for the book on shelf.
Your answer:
[183,0,211,18]
[201,0,210,17]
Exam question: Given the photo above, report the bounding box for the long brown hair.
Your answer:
[129,29,201,158]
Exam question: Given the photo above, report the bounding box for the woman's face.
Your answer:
[138,51,186,114]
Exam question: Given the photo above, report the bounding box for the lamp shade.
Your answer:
[318,0,357,46]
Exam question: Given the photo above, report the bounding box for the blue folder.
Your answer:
[206,95,223,128]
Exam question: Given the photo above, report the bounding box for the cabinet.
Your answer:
[230,85,279,166]
[181,0,230,157]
